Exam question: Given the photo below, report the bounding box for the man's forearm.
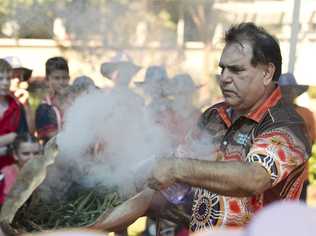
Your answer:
[173,159,271,197]
[92,188,155,232]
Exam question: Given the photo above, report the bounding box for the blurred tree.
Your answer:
[151,0,220,102]
[0,1,16,37]
[148,0,218,45]
[0,0,222,46]
[0,0,55,38]
[52,0,180,50]
[0,0,179,46]
[0,1,180,46]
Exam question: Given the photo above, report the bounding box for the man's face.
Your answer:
[218,42,267,112]
[47,70,69,91]
[15,142,42,166]
[0,71,11,96]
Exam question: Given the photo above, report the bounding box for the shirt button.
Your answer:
[223,141,228,146]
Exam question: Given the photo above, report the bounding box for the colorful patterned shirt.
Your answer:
[190,87,311,231]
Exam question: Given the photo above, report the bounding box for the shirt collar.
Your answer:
[214,86,282,126]
[245,86,282,122]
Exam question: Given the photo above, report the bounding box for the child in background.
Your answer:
[1,133,42,203]
[0,59,29,205]
[35,57,70,143]
[12,133,42,167]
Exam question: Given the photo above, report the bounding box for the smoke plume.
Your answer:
[39,72,214,200]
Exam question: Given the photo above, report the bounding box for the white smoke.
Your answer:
[40,72,214,200]
[41,87,171,199]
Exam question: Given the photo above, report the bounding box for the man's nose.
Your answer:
[220,69,233,83]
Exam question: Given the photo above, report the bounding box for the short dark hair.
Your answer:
[45,57,69,78]
[13,133,38,151]
[225,22,282,81]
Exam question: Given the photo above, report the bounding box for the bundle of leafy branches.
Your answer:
[11,185,121,232]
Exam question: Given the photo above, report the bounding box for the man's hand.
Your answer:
[147,158,177,191]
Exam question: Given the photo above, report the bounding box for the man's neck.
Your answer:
[233,84,276,120]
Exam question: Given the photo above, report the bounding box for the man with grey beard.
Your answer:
[91,22,311,232]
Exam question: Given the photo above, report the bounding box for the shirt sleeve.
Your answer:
[245,128,308,187]
[35,104,58,139]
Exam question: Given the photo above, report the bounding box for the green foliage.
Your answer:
[308,86,316,99]
[12,187,121,232]
[0,0,218,46]
[308,144,316,184]
[0,0,180,44]
[0,1,11,15]
[0,0,56,38]
[158,10,176,30]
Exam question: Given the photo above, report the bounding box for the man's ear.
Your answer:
[263,63,275,86]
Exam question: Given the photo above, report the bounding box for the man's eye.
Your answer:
[230,67,244,74]
[232,70,241,74]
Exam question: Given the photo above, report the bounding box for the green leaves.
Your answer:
[12,187,121,232]
[308,144,316,184]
